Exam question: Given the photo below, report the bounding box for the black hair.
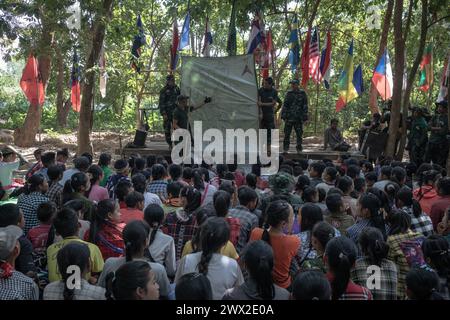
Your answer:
[330,118,338,125]
[325,194,343,214]
[362,161,374,172]
[302,186,318,203]
[395,186,422,218]
[47,164,64,181]
[219,180,236,196]
[325,236,358,300]
[115,180,133,202]
[133,158,146,172]
[167,181,183,198]
[0,203,21,227]
[327,187,344,197]
[292,271,332,300]
[179,186,201,214]
[24,173,46,195]
[310,162,326,177]
[213,190,231,217]
[74,156,90,171]
[318,188,326,202]
[190,207,211,253]
[125,191,144,208]
[237,186,258,206]
[380,165,392,179]
[89,199,118,244]
[144,204,165,249]
[57,242,90,300]
[298,159,309,171]
[279,165,294,176]
[123,220,149,262]
[251,164,261,177]
[312,221,335,250]
[391,166,407,185]
[346,165,361,180]
[131,173,146,194]
[54,208,79,238]
[146,155,156,169]
[353,177,366,193]
[175,273,213,300]
[324,166,338,182]
[293,165,303,177]
[37,201,56,223]
[98,153,112,166]
[344,158,359,167]
[151,164,166,181]
[300,204,323,232]
[87,164,103,197]
[56,148,69,158]
[405,162,417,177]
[41,152,56,167]
[422,235,450,291]
[105,260,153,300]
[216,164,229,179]
[296,175,310,192]
[358,193,386,238]
[224,172,235,181]
[365,172,378,183]
[191,168,205,191]
[63,172,88,202]
[336,176,353,194]
[182,167,193,181]
[80,152,93,165]
[243,240,276,300]
[358,227,389,266]
[197,217,230,275]
[245,173,257,189]
[169,164,182,181]
[437,177,450,196]
[261,200,291,245]
[406,268,444,300]
[388,210,412,235]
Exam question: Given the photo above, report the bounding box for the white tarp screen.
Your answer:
[180,55,259,134]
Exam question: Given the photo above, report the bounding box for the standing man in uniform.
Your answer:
[281,79,308,153]
[257,77,282,147]
[426,101,449,167]
[159,74,180,149]
[407,107,428,166]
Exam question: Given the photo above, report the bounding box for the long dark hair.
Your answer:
[422,235,450,291]
[87,165,103,197]
[88,199,117,244]
[292,271,332,300]
[312,221,335,251]
[300,204,323,232]
[24,174,45,195]
[261,200,291,245]
[243,240,275,300]
[406,268,444,300]
[358,193,386,239]
[192,168,205,191]
[358,227,389,266]
[63,172,89,203]
[191,207,209,253]
[213,190,231,217]
[325,236,358,300]
[388,210,412,236]
[105,260,153,300]
[180,186,202,214]
[197,217,230,275]
[123,220,150,262]
[396,186,422,218]
[144,204,164,249]
[175,273,213,300]
[56,242,90,300]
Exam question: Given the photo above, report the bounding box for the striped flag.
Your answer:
[71,49,81,112]
[202,17,213,57]
[300,29,311,87]
[288,17,300,72]
[246,10,264,54]
[371,49,393,100]
[260,29,273,78]
[178,11,190,51]
[131,15,146,73]
[309,27,320,83]
[170,19,179,71]
[418,44,433,92]
[319,31,332,89]
[437,53,449,103]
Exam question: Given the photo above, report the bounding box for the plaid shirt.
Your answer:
[400,206,434,237]
[162,209,198,261]
[387,230,423,299]
[351,257,398,300]
[147,180,168,202]
[229,205,259,253]
[17,192,50,235]
[46,181,63,209]
[43,279,106,300]
[106,174,131,199]
[0,270,39,300]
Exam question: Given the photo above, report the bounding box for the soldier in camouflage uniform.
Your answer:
[425,100,449,167]
[158,75,180,149]
[281,79,309,153]
[407,107,428,166]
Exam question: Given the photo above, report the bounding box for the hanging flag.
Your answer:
[246,10,264,54]
[261,29,273,78]
[131,15,146,73]
[99,42,107,98]
[319,31,332,89]
[371,48,393,101]
[20,54,45,107]
[227,0,237,56]
[309,27,320,83]
[178,11,190,51]
[288,17,300,72]
[353,64,364,95]
[336,40,360,112]
[170,19,179,71]
[71,50,81,112]
[300,29,311,87]
[418,44,433,92]
[202,17,213,57]
[437,53,449,103]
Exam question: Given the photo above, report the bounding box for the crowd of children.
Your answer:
[0,147,449,300]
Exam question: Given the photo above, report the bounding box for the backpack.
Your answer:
[399,236,426,268]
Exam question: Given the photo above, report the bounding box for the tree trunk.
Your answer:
[447,83,450,173]
[13,18,53,147]
[56,45,70,128]
[396,0,429,160]
[368,0,394,115]
[77,0,114,155]
[385,0,405,157]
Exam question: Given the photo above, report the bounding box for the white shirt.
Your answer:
[144,191,163,210]
[175,252,244,300]
[148,229,176,277]
[43,279,106,300]
[59,168,80,186]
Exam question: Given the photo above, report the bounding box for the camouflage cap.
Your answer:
[269,172,295,193]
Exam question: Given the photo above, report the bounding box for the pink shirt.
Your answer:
[88,184,109,203]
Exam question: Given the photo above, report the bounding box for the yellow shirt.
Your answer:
[182,240,239,260]
[46,236,105,282]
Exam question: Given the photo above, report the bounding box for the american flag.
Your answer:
[309,27,320,83]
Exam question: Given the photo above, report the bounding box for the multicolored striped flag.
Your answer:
[418,44,433,92]
[319,31,332,89]
[371,48,393,100]
[202,17,213,57]
[300,29,311,87]
[170,19,179,71]
[288,17,300,72]
[309,27,320,83]
[131,15,146,73]
[246,10,264,54]
[71,49,81,112]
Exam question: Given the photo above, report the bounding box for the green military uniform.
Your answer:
[281,87,308,152]
[407,115,428,166]
[258,87,282,146]
[158,84,180,148]
[426,112,449,167]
